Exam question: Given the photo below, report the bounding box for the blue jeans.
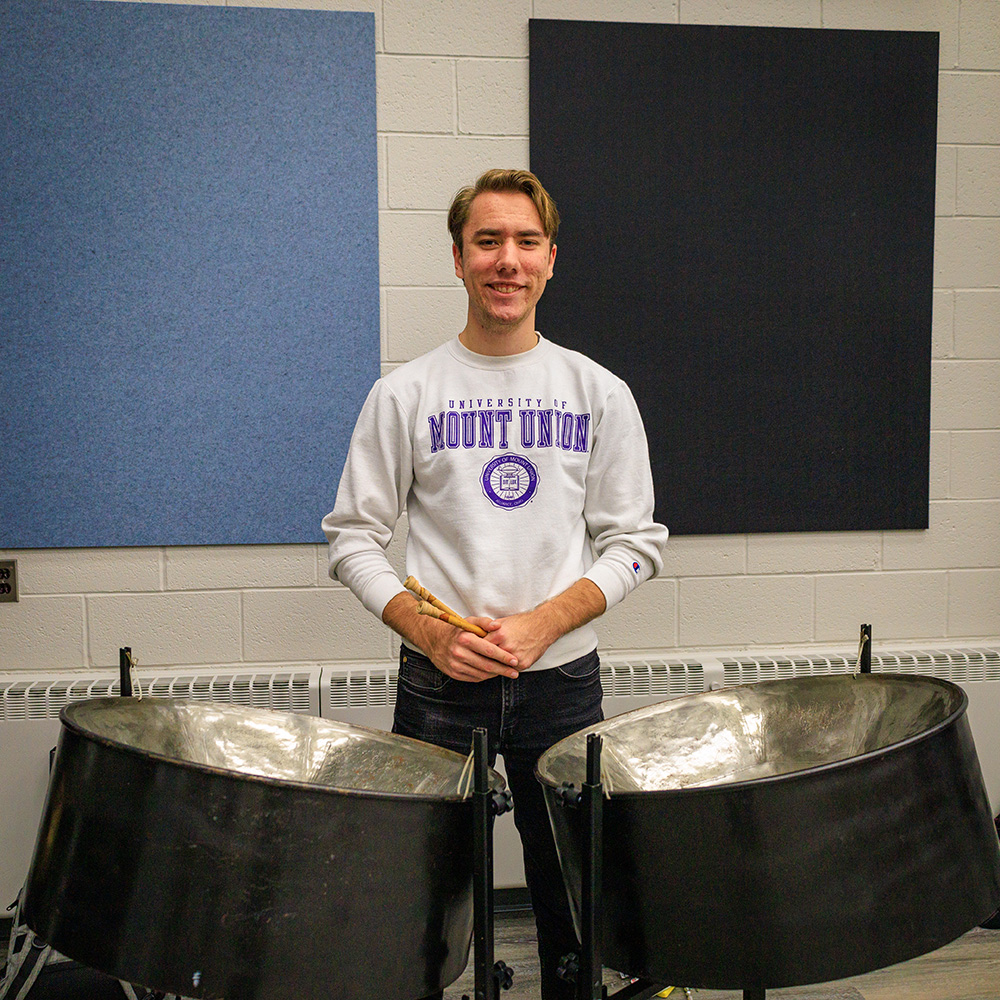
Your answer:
[393,644,604,1000]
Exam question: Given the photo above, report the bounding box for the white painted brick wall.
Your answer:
[936,146,958,216]
[242,588,395,662]
[679,0,821,28]
[955,291,1000,358]
[377,56,455,133]
[1,597,86,671]
[929,430,951,499]
[949,569,1000,636]
[932,289,955,357]
[532,1,678,24]
[959,0,1000,70]
[660,534,747,577]
[815,571,950,640]
[1,0,997,677]
[680,575,815,647]
[957,148,1000,216]
[938,73,1000,144]
[594,576,679,650]
[457,60,530,136]
[164,545,317,590]
[746,533,881,575]
[87,592,244,666]
[822,0,959,66]
[936,219,1000,288]
[883,500,1000,571]
[951,432,1000,498]
[933,360,1000,428]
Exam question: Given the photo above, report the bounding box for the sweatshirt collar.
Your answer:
[447,332,552,370]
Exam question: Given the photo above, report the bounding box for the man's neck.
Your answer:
[459,316,539,357]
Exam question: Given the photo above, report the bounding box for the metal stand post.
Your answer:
[578,734,603,1000]
[467,728,514,1000]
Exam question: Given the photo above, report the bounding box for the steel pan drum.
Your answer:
[537,673,1000,991]
[24,698,504,1000]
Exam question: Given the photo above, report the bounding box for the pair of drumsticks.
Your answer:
[403,575,488,637]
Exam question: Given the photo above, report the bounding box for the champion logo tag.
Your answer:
[481,454,539,509]
[632,561,641,574]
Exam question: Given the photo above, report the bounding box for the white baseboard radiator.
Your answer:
[2,646,998,903]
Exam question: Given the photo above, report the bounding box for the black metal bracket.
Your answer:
[119,647,133,697]
[859,623,872,673]
[556,781,582,807]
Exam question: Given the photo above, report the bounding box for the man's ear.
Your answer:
[453,243,464,280]
[547,242,557,279]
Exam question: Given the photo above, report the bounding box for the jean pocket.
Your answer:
[398,648,449,694]
[555,649,601,681]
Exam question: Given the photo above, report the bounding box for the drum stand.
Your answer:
[0,893,53,1000]
[555,735,766,1000]
[1,885,182,1000]
[465,728,515,1000]
[552,734,669,1000]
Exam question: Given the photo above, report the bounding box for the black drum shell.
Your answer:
[540,676,1000,991]
[23,704,482,1000]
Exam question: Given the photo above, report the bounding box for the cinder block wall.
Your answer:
[2,0,998,674]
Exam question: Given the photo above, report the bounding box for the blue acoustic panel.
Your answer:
[1,0,378,546]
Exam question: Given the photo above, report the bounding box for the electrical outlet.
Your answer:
[0,560,18,602]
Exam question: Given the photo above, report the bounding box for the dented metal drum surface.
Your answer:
[23,698,503,1000]
[537,673,1000,991]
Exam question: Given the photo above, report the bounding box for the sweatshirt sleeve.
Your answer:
[582,380,669,611]
[321,381,410,619]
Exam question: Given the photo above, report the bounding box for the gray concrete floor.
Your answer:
[445,916,1000,1000]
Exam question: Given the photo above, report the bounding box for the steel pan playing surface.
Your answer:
[24,698,504,1000]
[537,673,1000,991]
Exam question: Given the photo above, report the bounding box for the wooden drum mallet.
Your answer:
[403,575,488,637]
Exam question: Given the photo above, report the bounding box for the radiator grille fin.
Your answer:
[723,655,853,686]
[600,660,705,698]
[723,648,1000,687]
[0,672,315,720]
[326,668,398,710]
[872,648,1000,683]
[0,677,120,720]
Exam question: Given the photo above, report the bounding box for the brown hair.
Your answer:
[448,168,560,254]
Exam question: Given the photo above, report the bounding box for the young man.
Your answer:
[323,169,669,999]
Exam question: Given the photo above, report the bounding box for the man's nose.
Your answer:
[496,239,518,270]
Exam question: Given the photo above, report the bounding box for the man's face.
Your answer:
[453,190,557,335]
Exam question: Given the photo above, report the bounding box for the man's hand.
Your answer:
[484,578,607,672]
[383,578,607,682]
[382,592,520,682]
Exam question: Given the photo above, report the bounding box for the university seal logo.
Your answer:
[481,454,538,509]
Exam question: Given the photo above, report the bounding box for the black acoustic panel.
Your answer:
[530,20,937,535]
